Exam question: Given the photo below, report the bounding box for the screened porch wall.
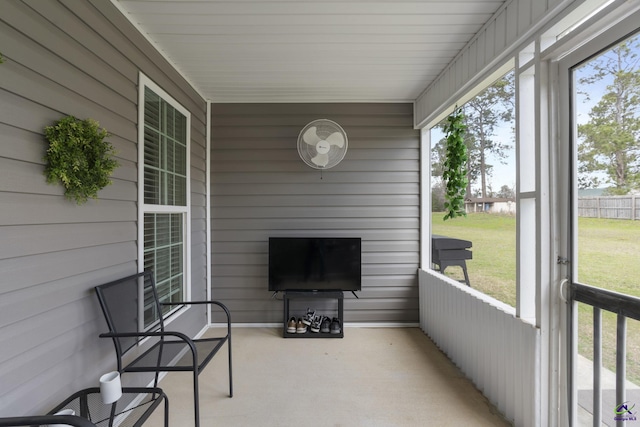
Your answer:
[415,0,577,127]
[419,269,540,426]
[0,1,208,417]
[210,103,421,324]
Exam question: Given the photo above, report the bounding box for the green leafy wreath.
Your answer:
[442,106,468,220]
[44,116,119,205]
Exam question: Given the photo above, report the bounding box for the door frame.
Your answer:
[555,9,640,425]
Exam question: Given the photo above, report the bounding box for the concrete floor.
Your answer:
[145,327,511,426]
[576,355,640,426]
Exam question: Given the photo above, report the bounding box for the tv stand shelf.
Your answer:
[283,291,344,338]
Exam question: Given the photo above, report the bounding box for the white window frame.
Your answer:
[137,72,191,329]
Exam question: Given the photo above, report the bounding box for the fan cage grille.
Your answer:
[297,119,348,170]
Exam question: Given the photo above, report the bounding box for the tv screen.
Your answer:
[269,237,361,292]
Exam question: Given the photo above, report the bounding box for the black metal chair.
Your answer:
[95,271,232,427]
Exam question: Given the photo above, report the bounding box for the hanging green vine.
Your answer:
[442,106,468,220]
[44,116,119,205]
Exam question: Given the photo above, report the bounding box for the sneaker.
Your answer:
[286,317,297,333]
[302,308,315,326]
[296,318,308,334]
[330,317,342,334]
[310,314,322,333]
[320,316,331,333]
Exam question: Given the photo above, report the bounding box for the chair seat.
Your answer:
[125,336,228,373]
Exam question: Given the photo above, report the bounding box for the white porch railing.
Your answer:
[418,269,540,426]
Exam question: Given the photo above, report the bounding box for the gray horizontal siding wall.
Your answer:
[0,0,207,417]
[211,103,420,324]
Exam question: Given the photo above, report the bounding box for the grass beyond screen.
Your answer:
[431,213,517,305]
[431,212,640,384]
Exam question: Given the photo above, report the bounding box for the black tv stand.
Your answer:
[283,291,344,338]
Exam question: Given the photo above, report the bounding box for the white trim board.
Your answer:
[207,323,420,329]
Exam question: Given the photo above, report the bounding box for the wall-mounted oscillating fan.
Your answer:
[297,119,348,169]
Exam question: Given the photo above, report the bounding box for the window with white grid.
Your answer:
[138,74,190,328]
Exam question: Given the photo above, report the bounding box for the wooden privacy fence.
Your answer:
[578,196,639,220]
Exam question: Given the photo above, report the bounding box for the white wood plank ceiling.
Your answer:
[115,0,507,103]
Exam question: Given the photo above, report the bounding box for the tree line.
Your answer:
[432,32,640,213]
[577,34,640,195]
[432,71,515,212]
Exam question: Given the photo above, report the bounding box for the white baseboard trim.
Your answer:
[209,322,281,328]
[194,324,210,338]
[346,322,420,328]
[207,322,420,328]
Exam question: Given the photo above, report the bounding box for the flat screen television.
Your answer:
[269,237,361,292]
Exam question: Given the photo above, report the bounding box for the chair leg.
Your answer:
[228,334,233,398]
[163,393,169,427]
[193,371,200,427]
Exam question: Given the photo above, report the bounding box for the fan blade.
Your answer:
[325,131,345,148]
[302,126,321,145]
[311,153,329,168]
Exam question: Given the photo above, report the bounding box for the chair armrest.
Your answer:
[161,300,231,322]
[162,299,228,308]
[99,330,194,344]
[0,415,97,427]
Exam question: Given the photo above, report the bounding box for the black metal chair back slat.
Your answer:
[95,271,233,427]
[96,273,148,359]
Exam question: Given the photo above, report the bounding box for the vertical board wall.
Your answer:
[0,0,207,416]
[210,103,420,324]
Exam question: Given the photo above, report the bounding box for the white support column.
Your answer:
[419,127,432,270]
[536,44,552,426]
[206,101,212,324]
[549,54,573,427]
[516,62,537,324]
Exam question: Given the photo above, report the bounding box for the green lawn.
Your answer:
[574,217,640,385]
[432,212,640,384]
[432,213,517,305]
[576,217,640,297]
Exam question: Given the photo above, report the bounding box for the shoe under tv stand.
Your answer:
[283,290,344,338]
